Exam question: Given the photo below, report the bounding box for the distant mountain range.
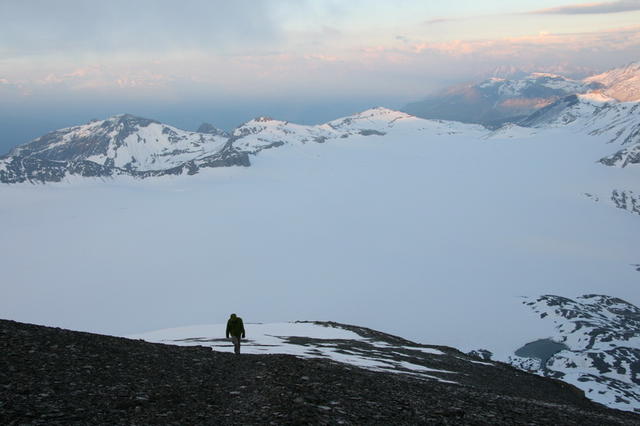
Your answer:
[1,81,639,185]
[0,108,486,184]
[403,62,640,128]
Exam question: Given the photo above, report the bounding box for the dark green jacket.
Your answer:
[226,315,245,338]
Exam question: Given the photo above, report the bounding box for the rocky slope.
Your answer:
[134,306,640,414]
[2,319,639,425]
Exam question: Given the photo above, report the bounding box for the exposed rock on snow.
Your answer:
[131,321,470,384]
[196,122,229,137]
[508,295,640,413]
[601,144,640,168]
[0,114,246,183]
[135,313,640,414]
[0,108,483,184]
[519,94,640,167]
[610,190,640,216]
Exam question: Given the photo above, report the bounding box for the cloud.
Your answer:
[424,17,463,25]
[377,25,640,59]
[0,0,297,58]
[528,0,640,15]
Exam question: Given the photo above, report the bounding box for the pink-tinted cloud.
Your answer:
[2,25,640,100]
[383,25,640,58]
[424,17,463,25]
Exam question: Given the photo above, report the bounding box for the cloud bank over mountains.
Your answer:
[2,1,640,100]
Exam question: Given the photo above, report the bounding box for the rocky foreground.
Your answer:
[1,319,639,425]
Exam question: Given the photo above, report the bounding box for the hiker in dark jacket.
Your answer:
[226,313,246,354]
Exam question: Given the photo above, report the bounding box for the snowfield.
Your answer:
[127,321,456,382]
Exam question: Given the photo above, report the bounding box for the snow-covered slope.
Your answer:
[584,62,640,102]
[404,62,640,127]
[508,295,640,412]
[491,92,639,218]
[479,72,591,97]
[225,107,484,155]
[513,93,640,168]
[0,114,246,183]
[0,108,484,184]
[129,321,463,384]
[403,72,597,126]
[230,117,335,154]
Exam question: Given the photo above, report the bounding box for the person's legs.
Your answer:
[231,336,241,354]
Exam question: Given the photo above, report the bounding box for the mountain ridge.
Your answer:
[0,107,485,184]
[403,61,640,127]
[3,89,639,185]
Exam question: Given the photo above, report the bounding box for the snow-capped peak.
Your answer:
[528,72,564,79]
[0,113,237,183]
[584,61,640,102]
[577,91,617,103]
[478,72,582,90]
[327,107,414,131]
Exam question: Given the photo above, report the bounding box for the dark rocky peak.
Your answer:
[231,116,288,138]
[98,114,159,138]
[106,113,158,128]
[254,116,276,123]
[488,64,529,79]
[196,122,229,137]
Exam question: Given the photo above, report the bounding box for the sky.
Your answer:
[1,0,640,153]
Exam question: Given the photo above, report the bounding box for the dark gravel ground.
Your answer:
[1,319,639,425]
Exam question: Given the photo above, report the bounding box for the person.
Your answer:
[226,313,246,354]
